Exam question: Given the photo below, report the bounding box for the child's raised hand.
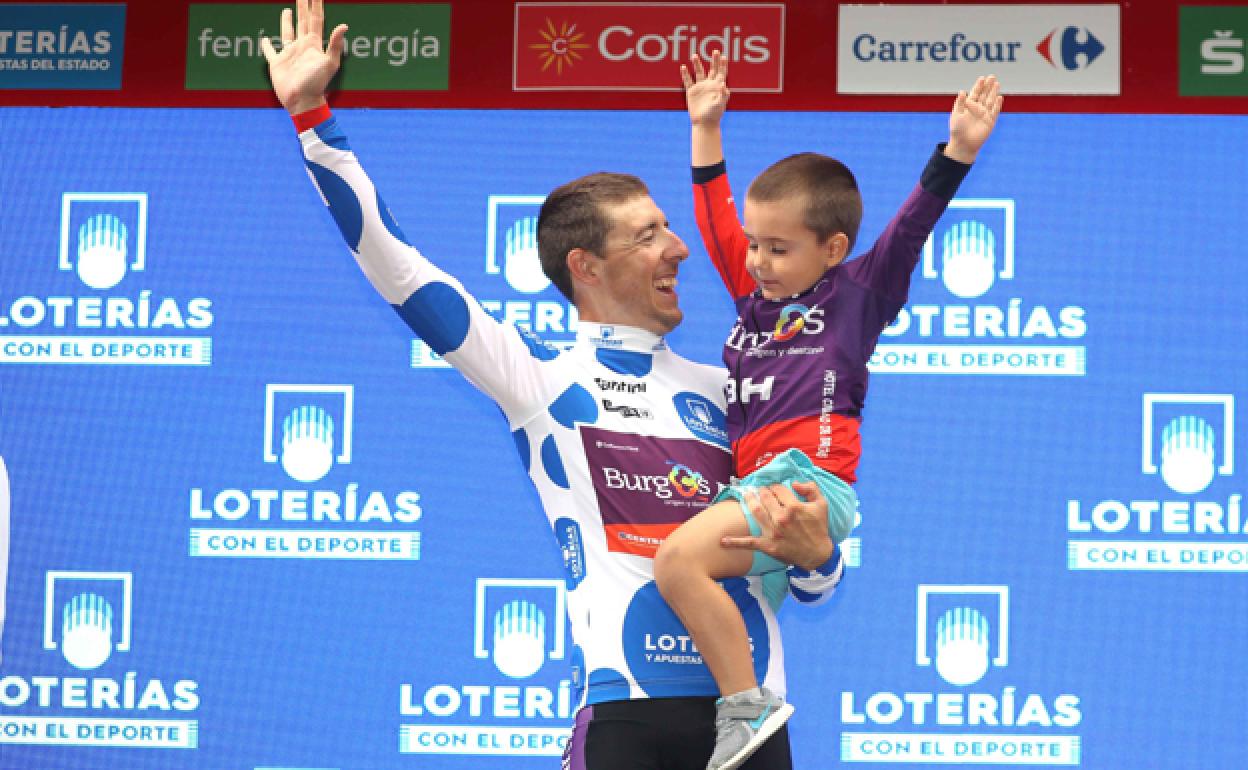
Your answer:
[946,74,1003,164]
[682,51,730,127]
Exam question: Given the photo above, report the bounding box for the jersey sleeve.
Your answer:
[844,145,971,318]
[786,543,845,607]
[298,115,558,427]
[692,162,756,299]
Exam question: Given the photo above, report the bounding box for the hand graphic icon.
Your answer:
[1160,416,1216,494]
[281,405,335,483]
[503,216,550,294]
[61,593,114,670]
[76,214,129,290]
[934,607,990,686]
[940,220,996,299]
[492,600,546,679]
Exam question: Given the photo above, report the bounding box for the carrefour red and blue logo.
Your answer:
[773,304,809,342]
[1036,26,1104,70]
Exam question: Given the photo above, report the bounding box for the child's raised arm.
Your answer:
[945,74,1004,164]
[683,52,730,167]
[683,52,755,299]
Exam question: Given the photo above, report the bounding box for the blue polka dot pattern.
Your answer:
[515,325,562,361]
[394,282,471,355]
[541,434,569,489]
[512,427,531,472]
[548,384,598,429]
[376,190,410,245]
[596,348,653,377]
[306,160,363,251]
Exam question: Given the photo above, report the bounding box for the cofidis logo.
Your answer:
[1066,393,1244,572]
[187,384,423,560]
[0,193,214,366]
[411,194,577,368]
[841,585,1082,765]
[399,578,573,757]
[0,571,200,749]
[873,199,1088,376]
[514,3,783,92]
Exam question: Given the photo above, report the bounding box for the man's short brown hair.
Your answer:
[537,172,650,302]
[747,152,863,252]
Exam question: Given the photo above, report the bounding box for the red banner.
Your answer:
[1,0,1245,113]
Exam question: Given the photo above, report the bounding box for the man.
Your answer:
[261,3,844,767]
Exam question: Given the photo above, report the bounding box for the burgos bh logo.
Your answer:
[399,578,574,757]
[1036,27,1105,70]
[840,584,1082,765]
[1067,394,1243,572]
[0,192,214,365]
[0,571,200,749]
[187,384,423,561]
[875,199,1087,376]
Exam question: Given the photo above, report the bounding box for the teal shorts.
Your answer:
[714,448,858,577]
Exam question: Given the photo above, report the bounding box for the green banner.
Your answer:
[1179,6,1248,96]
[186,3,450,91]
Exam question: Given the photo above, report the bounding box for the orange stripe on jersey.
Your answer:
[604,522,683,559]
[733,414,861,484]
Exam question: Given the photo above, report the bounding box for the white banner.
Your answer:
[188,529,421,560]
[399,724,569,756]
[1068,540,1248,571]
[0,335,211,365]
[0,716,198,748]
[869,345,1086,375]
[838,4,1120,94]
[840,732,1080,764]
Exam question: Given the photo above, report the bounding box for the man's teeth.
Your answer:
[655,277,678,290]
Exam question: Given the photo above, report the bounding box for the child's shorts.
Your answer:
[713,448,858,576]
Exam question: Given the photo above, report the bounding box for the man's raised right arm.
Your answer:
[263,0,555,423]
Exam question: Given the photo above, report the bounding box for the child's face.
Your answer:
[743,195,847,300]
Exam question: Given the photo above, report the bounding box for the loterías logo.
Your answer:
[513,3,783,92]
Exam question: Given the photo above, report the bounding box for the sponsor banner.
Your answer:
[840,732,1080,765]
[514,2,784,91]
[0,571,204,750]
[0,335,211,365]
[0,716,198,749]
[186,384,425,559]
[398,578,574,757]
[188,529,421,559]
[1064,393,1244,572]
[869,344,1086,375]
[186,4,450,90]
[0,192,217,367]
[1067,540,1248,571]
[841,586,1084,766]
[0,4,126,90]
[399,724,567,756]
[838,4,1120,94]
[1179,6,1248,96]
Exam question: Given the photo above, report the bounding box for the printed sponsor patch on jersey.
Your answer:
[582,427,731,558]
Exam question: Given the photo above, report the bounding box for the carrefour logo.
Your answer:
[187,384,422,561]
[840,584,1082,765]
[836,5,1119,95]
[399,578,573,757]
[1067,394,1244,572]
[0,192,214,366]
[0,571,200,749]
[873,199,1088,377]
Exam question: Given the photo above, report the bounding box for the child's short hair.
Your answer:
[747,152,863,252]
[538,172,650,302]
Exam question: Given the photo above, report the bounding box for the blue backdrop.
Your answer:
[0,107,1245,768]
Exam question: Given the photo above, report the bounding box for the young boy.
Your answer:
[652,53,1002,770]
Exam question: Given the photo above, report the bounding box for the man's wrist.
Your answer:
[794,540,836,573]
[292,103,332,133]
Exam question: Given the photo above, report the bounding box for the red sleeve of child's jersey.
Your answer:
[692,171,755,300]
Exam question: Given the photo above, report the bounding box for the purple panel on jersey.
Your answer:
[581,426,731,559]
